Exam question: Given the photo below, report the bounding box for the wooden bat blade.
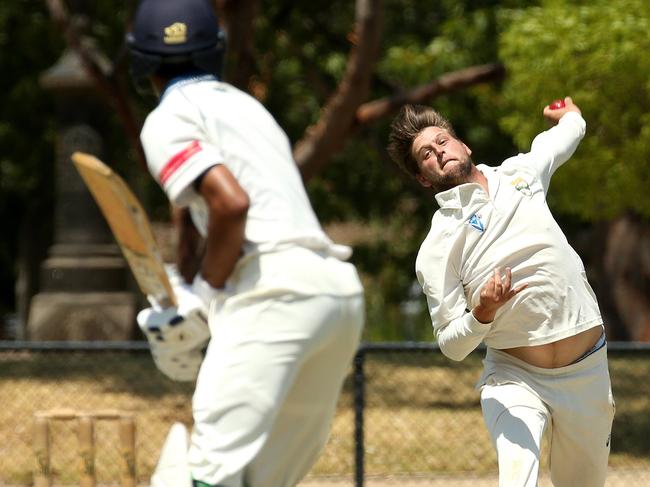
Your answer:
[71,152,177,308]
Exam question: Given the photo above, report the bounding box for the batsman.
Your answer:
[387,98,615,486]
[127,0,365,486]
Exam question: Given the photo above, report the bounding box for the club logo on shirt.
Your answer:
[468,213,485,232]
[511,177,532,196]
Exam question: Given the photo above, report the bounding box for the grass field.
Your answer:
[1,347,649,485]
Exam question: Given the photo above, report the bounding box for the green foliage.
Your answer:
[18,0,638,343]
[305,1,520,341]
[254,0,356,139]
[0,2,60,196]
[0,1,62,315]
[498,0,650,219]
[0,1,148,320]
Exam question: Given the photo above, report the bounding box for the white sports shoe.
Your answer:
[151,422,192,487]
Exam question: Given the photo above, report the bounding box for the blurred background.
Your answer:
[0,0,648,485]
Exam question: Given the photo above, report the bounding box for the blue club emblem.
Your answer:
[468,213,485,232]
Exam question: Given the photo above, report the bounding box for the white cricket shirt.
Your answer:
[416,112,602,361]
[140,75,349,260]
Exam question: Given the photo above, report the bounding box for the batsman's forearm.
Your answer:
[173,207,203,284]
[195,164,249,289]
[200,213,246,289]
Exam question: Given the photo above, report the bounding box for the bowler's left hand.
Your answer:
[473,267,528,324]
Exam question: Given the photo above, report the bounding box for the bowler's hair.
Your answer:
[387,104,457,179]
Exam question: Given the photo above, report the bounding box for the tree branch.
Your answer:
[356,63,506,125]
[44,0,146,171]
[293,0,384,182]
[215,0,259,92]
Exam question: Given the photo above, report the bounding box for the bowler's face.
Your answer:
[411,126,473,192]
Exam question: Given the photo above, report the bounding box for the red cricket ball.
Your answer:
[549,99,566,110]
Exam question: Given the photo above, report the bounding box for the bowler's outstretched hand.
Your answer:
[543,96,581,125]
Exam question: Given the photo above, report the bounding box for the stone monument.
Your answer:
[27,43,137,340]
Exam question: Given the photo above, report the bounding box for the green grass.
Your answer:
[1,348,649,484]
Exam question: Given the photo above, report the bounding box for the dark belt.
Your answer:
[571,327,606,364]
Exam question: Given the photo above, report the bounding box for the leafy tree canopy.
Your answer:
[497,0,650,219]
[4,0,648,340]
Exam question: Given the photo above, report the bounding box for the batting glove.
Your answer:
[137,305,209,382]
[138,265,213,382]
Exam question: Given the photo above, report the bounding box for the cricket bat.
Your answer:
[71,152,177,308]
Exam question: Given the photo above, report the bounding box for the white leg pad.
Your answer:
[151,422,192,487]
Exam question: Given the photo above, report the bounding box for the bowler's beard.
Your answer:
[430,156,474,194]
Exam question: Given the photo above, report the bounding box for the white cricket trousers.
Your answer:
[478,345,614,487]
[188,249,364,487]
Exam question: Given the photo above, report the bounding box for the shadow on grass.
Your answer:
[611,411,650,459]
[608,352,650,460]
[0,350,194,398]
[3,347,649,455]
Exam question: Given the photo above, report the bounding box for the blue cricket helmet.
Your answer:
[127,0,226,79]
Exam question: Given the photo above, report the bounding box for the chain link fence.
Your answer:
[353,343,650,487]
[1,341,649,486]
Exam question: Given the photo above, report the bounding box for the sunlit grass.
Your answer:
[1,349,649,485]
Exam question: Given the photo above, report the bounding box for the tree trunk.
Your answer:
[603,214,650,341]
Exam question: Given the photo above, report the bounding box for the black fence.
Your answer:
[1,341,649,486]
